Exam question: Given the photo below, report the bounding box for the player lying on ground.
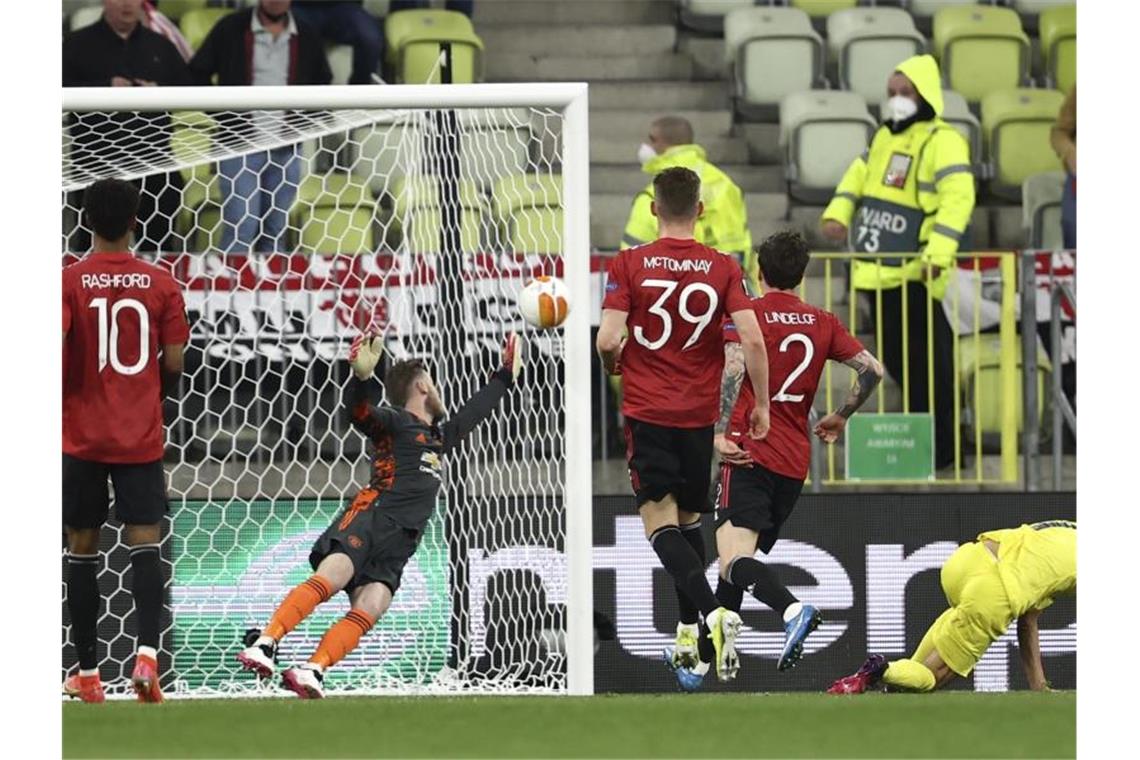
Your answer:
[829,520,1076,694]
[62,178,190,704]
[597,166,771,682]
[666,231,883,690]
[238,331,522,698]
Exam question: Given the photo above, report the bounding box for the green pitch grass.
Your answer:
[64,691,1074,759]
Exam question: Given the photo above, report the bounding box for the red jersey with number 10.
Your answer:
[603,238,752,427]
[63,253,190,463]
[725,291,863,479]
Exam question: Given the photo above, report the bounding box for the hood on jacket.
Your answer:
[895,54,944,117]
[643,143,708,175]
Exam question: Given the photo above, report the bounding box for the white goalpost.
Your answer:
[61,83,594,697]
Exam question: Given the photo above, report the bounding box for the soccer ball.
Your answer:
[517,276,571,329]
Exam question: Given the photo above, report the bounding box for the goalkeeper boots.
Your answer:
[663,649,709,692]
[777,603,823,672]
[63,673,105,704]
[705,606,743,682]
[282,665,325,699]
[827,654,888,695]
[672,622,701,669]
[131,653,164,703]
[238,633,278,680]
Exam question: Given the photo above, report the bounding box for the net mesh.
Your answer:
[62,103,571,696]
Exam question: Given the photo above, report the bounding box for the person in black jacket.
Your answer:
[188,1,332,253]
[63,0,191,254]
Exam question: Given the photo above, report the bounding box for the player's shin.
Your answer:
[727,555,798,617]
[715,576,744,613]
[66,552,101,672]
[676,521,706,625]
[263,575,336,643]
[882,659,937,692]
[309,609,376,671]
[649,525,720,616]
[128,544,163,653]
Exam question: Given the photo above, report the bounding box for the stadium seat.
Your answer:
[363,0,392,16]
[384,10,484,84]
[459,109,535,191]
[492,174,563,256]
[981,88,1065,200]
[291,174,377,255]
[180,8,231,52]
[327,44,354,86]
[726,7,825,120]
[678,0,756,34]
[906,0,976,35]
[880,89,981,173]
[827,7,926,104]
[932,6,1030,103]
[154,0,209,21]
[780,90,876,204]
[1011,0,1073,31]
[393,177,485,254]
[69,6,103,31]
[1039,5,1076,93]
[1022,171,1066,250]
[351,123,415,198]
[790,0,857,18]
[958,333,1052,435]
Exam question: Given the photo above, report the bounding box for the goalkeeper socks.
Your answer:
[715,577,744,613]
[67,552,101,671]
[265,575,336,641]
[727,555,797,617]
[649,525,719,617]
[309,609,376,670]
[882,659,937,692]
[129,544,164,650]
[675,521,706,625]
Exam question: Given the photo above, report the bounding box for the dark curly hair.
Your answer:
[757,231,811,290]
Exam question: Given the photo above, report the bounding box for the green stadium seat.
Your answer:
[291,174,377,255]
[393,177,485,254]
[155,0,209,22]
[458,109,534,190]
[1022,171,1066,250]
[790,0,858,18]
[958,332,1052,435]
[384,10,483,84]
[678,0,755,34]
[981,88,1065,200]
[180,8,231,53]
[827,7,926,104]
[327,44,355,85]
[780,90,876,204]
[492,174,563,256]
[726,7,824,120]
[69,6,103,31]
[351,121,414,198]
[1039,5,1076,93]
[933,6,1030,103]
[363,0,392,17]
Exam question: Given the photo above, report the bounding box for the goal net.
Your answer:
[61,84,593,698]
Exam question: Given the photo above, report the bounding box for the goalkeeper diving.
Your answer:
[238,331,523,698]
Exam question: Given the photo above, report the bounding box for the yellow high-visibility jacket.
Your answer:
[621,144,757,290]
[822,54,975,299]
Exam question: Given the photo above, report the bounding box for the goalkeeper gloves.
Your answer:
[348,331,384,380]
[502,332,523,382]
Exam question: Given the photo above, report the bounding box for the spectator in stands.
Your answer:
[188,0,332,253]
[292,2,384,84]
[621,115,756,289]
[143,1,192,60]
[820,55,975,471]
[1050,86,1076,249]
[63,0,191,253]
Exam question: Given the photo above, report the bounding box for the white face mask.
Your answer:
[637,142,658,166]
[885,95,918,124]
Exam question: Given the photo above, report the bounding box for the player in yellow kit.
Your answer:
[829,520,1075,694]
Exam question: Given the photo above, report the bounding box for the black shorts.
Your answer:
[62,454,168,529]
[310,497,422,595]
[713,462,804,554]
[623,418,715,514]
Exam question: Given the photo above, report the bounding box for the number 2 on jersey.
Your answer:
[633,279,719,351]
[89,297,150,376]
[772,332,814,403]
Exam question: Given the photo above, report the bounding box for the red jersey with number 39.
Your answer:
[603,238,752,427]
[63,253,190,463]
[725,291,863,479]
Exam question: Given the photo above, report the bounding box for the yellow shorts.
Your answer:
[920,542,1015,677]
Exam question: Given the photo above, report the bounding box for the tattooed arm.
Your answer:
[714,342,754,466]
[813,350,884,443]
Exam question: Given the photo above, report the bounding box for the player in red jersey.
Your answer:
[669,231,881,688]
[597,167,771,682]
[62,179,189,704]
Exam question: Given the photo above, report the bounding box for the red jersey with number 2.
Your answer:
[725,291,863,479]
[603,238,752,428]
[63,252,190,463]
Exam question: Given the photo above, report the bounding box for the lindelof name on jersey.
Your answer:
[641,256,713,275]
[764,311,816,325]
[80,273,153,289]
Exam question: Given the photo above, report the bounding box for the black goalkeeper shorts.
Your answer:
[62,454,168,529]
[310,494,423,595]
[623,418,715,514]
[713,462,804,554]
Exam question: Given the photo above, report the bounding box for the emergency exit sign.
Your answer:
[845,413,934,481]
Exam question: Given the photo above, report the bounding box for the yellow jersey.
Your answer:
[977,521,1076,616]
